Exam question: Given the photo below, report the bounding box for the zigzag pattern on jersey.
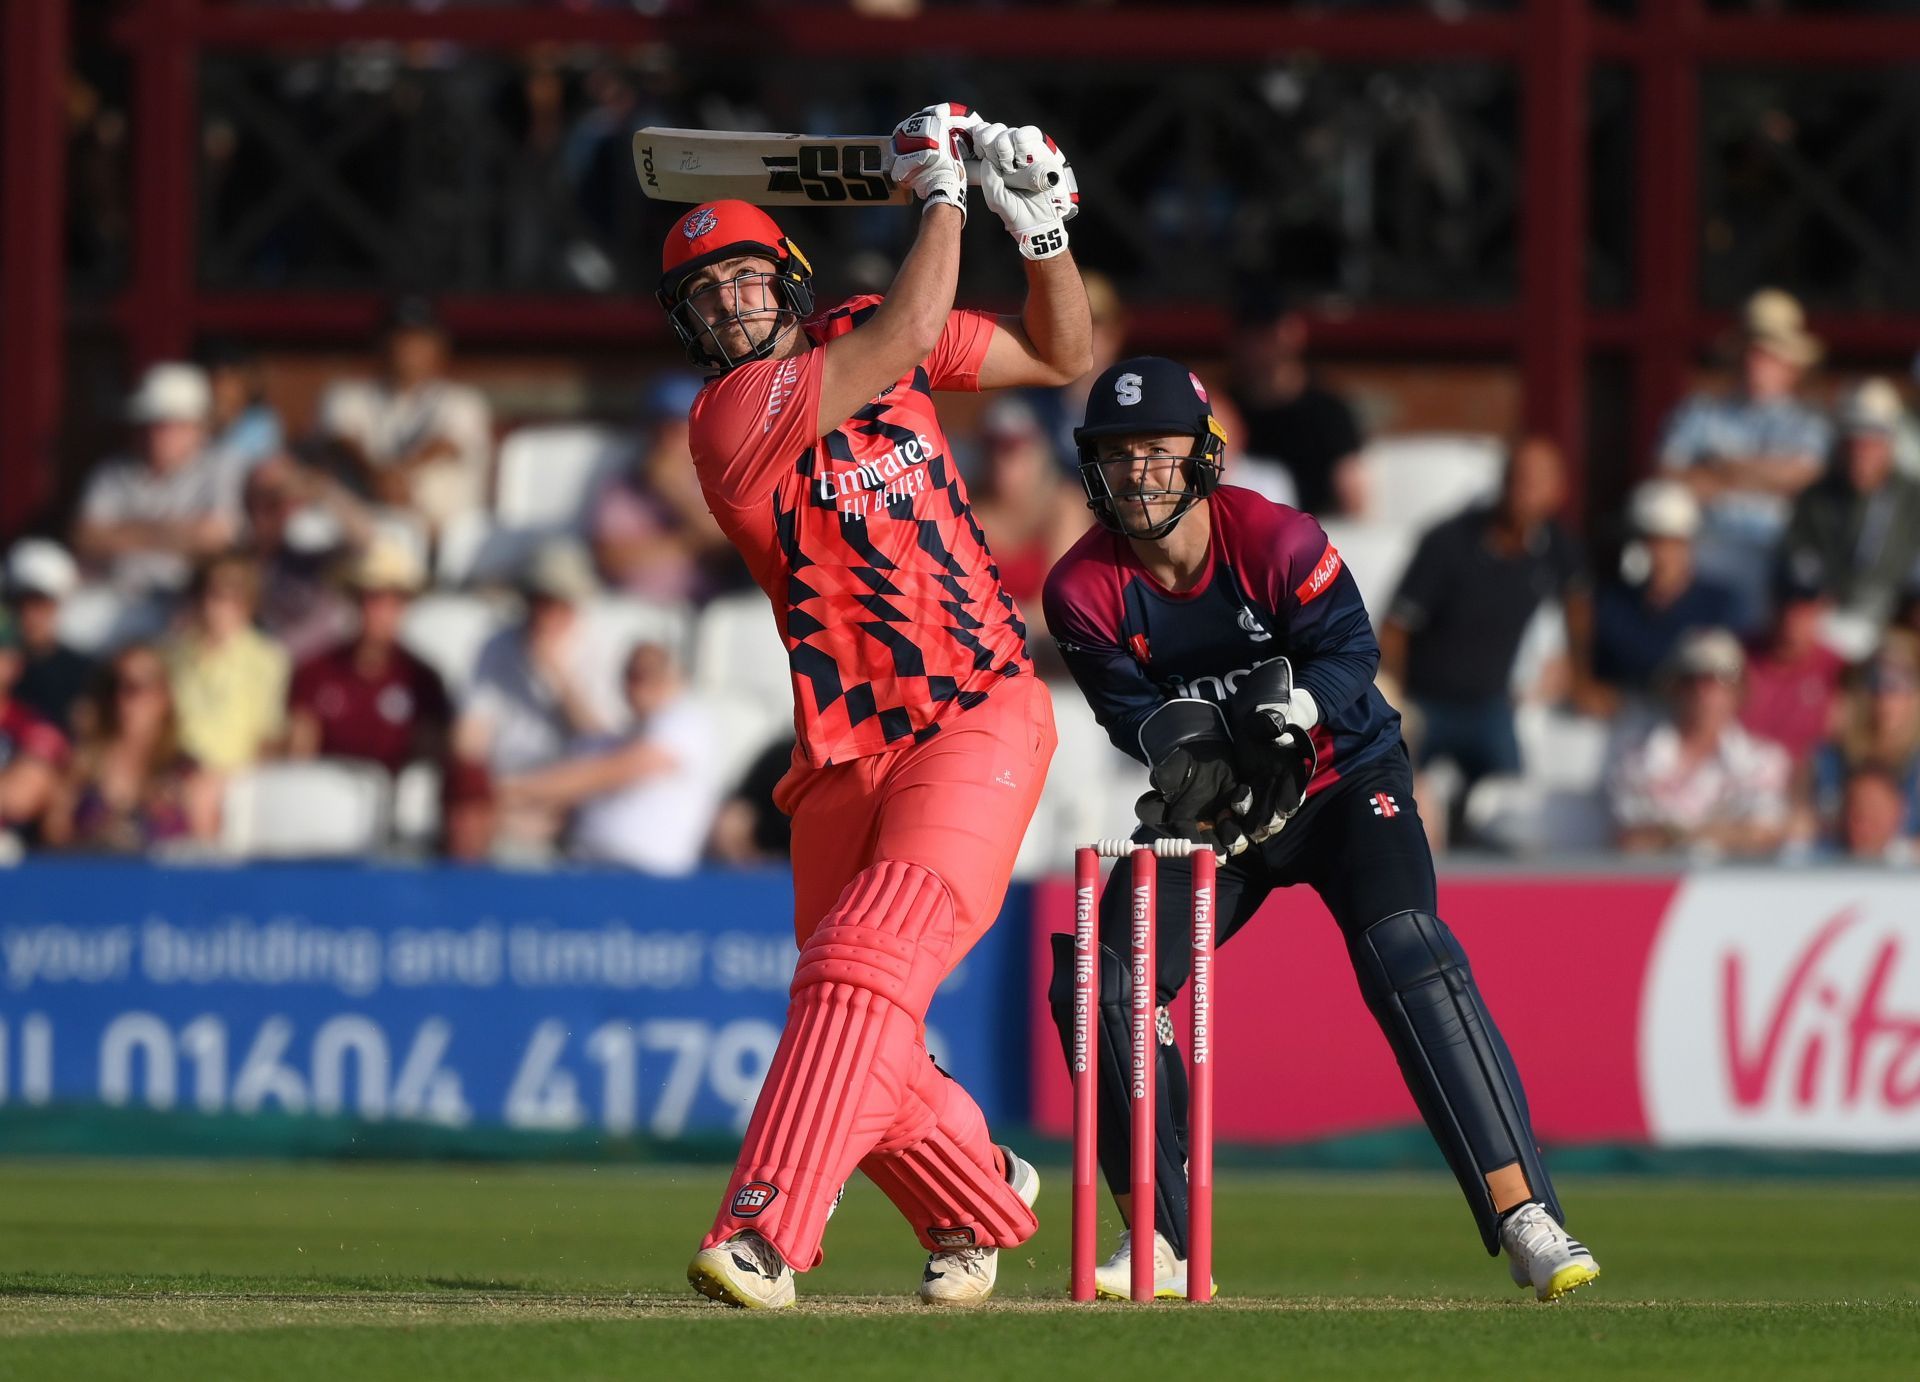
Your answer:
[772,316,1031,765]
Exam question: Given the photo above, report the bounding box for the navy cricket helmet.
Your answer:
[1073,355,1227,539]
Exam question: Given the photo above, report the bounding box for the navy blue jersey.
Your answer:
[1043,485,1402,798]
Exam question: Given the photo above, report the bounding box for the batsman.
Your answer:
[658,105,1091,1308]
[1043,356,1602,1301]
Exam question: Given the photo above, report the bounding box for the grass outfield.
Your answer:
[1,1162,1915,1379]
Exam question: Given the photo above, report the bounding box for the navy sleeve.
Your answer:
[1287,557,1382,723]
[1042,568,1162,764]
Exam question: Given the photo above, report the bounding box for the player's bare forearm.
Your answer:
[816,205,963,434]
[978,255,1091,390]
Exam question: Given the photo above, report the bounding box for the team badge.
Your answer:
[683,207,719,240]
[731,1181,779,1216]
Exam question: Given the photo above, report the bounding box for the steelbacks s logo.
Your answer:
[1115,372,1143,406]
[684,207,719,240]
[731,1181,779,1217]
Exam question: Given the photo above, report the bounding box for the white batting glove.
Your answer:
[975,124,1078,260]
[889,103,975,221]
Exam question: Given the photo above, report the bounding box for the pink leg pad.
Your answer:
[860,1050,1039,1252]
[704,860,958,1269]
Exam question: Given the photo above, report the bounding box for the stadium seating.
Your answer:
[399,592,513,694]
[434,510,550,589]
[221,760,392,858]
[1013,681,1150,879]
[493,424,634,530]
[1360,433,1503,532]
[690,591,792,710]
[1318,519,1417,627]
[391,760,444,851]
[55,582,172,654]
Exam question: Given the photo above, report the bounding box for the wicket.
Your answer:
[1070,837,1218,1303]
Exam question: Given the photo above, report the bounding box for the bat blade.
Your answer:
[633,127,980,208]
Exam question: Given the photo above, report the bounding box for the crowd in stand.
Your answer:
[3,282,1918,871]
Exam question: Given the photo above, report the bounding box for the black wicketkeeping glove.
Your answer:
[1227,658,1320,844]
[1133,698,1252,855]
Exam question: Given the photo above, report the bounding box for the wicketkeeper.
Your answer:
[1042,356,1602,1301]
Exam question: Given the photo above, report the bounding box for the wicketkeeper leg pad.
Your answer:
[1348,909,1564,1254]
[707,860,959,1270]
[860,1053,1039,1252]
[1048,933,1194,1260]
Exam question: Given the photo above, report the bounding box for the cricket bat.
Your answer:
[633,127,983,207]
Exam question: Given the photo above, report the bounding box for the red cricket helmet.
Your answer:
[656,201,815,371]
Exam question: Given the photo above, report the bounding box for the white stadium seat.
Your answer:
[696,688,790,793]
[1514,704,1613,792]
[494,424,634,530]
[391,760,444,850]
[55,582,171,654]
[1463,774,1612,855]
[1362,433,1503,533]
[584,594,693,671]
[691,591,793,712]
[223,760,392,858]
[1317,519,1418,627]
[1014,681,1150,880]
[435,510,552,589]
[399,592,512,694]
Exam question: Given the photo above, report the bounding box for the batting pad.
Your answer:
[1349,909,1565,1254]
[860,1055,1038,1253]
[706,860,960,1270]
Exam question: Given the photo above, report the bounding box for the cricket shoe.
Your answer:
[1500,1202,1600,1301]
[1093,1228,1218,1300]
[688,1229,795,1309]
[916,1145,1041,1306]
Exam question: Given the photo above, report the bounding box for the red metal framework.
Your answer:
[8,1,1920,536]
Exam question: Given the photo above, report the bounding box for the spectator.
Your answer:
[0,619,68,844]
[1658,287,1830,629]
[166,554,290,775]
[454,540,616,852]
[4,539,94,733]
[1593,479,1742,696]
[709,734,797,865]
[1609,628,1791,859]
[73,363,238,595]
[42,643,219,853]
[1808,637,1920,841]
[969,396,1084,609]
[1020,270,1129,478]
[1226,281,1366,518]
[316,298,492,537]
[287,540,451,774]
[242,456,372,663]
[1382,436,1598,800]
[1832,764,1915,865]
[1780,378,1920,636]
[593,372,736,602]
[499,642,723,875]
[1739,550,1845,771]
[200,339,284,485]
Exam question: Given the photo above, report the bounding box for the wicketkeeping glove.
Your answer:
[1226,658,1320,844]
[889,103,975,221]
[972,123,1078,260]
[1134,698,1252,856]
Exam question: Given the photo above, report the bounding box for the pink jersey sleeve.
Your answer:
[686,347,825,518]
[923,308,997,392]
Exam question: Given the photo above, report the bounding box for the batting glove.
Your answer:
[889,103,975,222]
[974,124,1078,260]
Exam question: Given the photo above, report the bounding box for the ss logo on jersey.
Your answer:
[1115,372,1144,406]
[764,145,891,203]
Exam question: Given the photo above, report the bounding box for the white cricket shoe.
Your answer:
[916,1145,1041,1306]
[1093,1228,1218,1300]
[688,1229,795,1309]
[1500,1202,1600,1301]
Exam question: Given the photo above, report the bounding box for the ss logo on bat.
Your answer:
[764,145,892,203]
